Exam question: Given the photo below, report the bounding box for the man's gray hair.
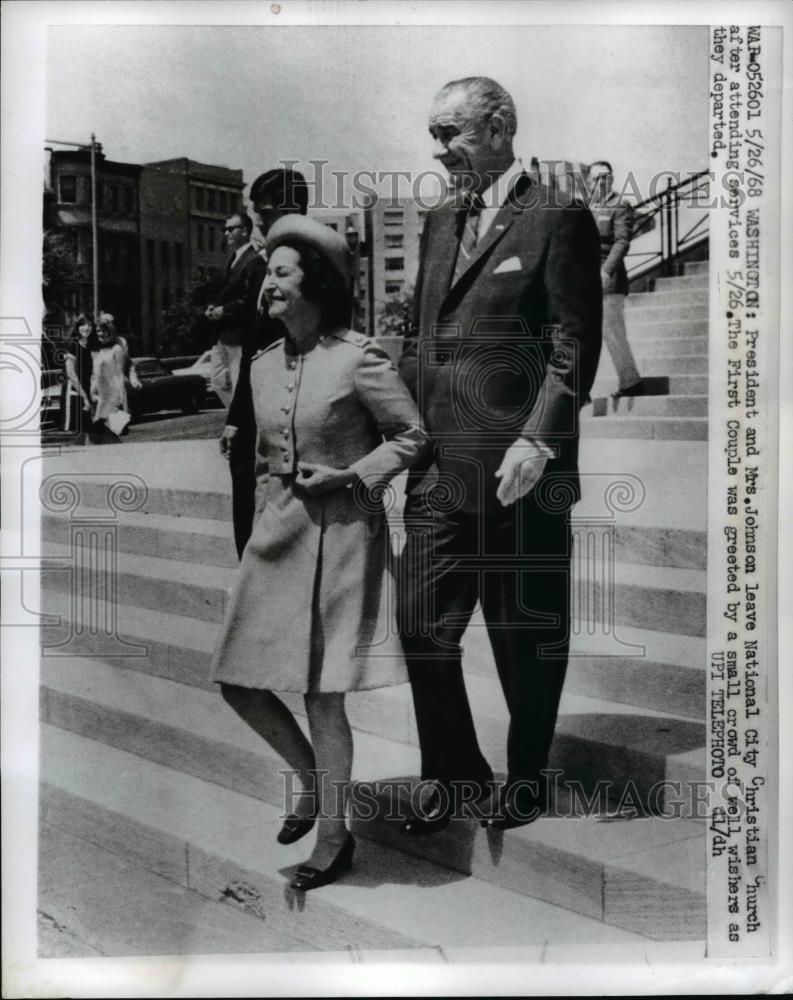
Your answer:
[437,77,517,137]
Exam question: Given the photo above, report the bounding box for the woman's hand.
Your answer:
[297,462,355,496]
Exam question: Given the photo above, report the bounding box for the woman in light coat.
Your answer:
[210,216,428,891]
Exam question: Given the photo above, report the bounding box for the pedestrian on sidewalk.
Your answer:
[89,313,140,443]
[587,161,645,399]
[210,216,429,892]
[60,314,97,442]
[205,212,266,409]
[219,168,309,559]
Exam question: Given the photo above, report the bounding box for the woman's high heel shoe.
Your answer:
[289,834,355,892]
[277,812,317,845]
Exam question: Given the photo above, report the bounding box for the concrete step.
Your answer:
[624,304,708,322]
[627,290,706,307]
[40,589,705,720]
[629,336,707,359]
[652,275,708,291]
[42,724,704,944]
[581,415,708,442]
[624,318,708,338]
[684,261,709,276]
[41,535,705,641]
[592,374,707,397]
[42,508,239,569]
[41,497,706,571]
[590,395,708,418]
[637,354,707,375]
[41,645,705,813]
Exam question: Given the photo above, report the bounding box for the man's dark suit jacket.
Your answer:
[214,245,267,347]
[399,174,603,515]
[591,190,633,295]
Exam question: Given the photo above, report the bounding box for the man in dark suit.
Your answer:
[206,212,266,408]
[586,160,644,398]
[219,169,309,558]
[397,77,603,833]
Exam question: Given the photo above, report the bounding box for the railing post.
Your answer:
[663,177,675,276]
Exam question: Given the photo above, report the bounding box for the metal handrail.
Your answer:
[627,169,710,280]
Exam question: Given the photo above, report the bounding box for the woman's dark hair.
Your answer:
[69,314,98,351]
[291,243,352,327]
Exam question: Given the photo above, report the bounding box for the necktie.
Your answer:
[452,194,484,286]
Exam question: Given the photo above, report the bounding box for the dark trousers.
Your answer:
[230,435,256,560]
[397,488,572,791]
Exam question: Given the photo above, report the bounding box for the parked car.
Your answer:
[159,354,200,373]
[171,349,222,407]
[126,357,206,421]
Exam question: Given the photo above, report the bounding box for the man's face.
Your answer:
[223,215,248,252]
[588,165,613,201]
[428,88,497,194]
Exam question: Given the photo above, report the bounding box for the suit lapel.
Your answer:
[442,172,534,305]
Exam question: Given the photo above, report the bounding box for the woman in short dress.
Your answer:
[61,314,96,439]
[90,312,139,442]
[210,216,428,891]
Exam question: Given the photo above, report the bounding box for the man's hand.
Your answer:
[205,305,223,321]
[297,462,355,496]
[495,438,550,506]
[219,425,238,461]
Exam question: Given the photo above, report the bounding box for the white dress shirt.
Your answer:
[476,159,526,242]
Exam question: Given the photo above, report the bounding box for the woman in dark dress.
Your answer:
[61,314,96,439]
[210,216,428,891]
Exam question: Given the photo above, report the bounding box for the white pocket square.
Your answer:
[493,256,522,274]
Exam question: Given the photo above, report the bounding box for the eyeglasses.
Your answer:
[223,225,243,233]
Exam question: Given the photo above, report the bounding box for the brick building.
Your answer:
[139,158,245,355]
[363,198,425,338]
[44,146,142,343]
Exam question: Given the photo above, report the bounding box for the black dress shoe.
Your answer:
[401,777,493,837]
[611,379,646,399]
[277,812,317,845]
[290,834,355,892]
[481,786,546,830]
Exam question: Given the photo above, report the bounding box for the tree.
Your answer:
[160,274,220,356]
[376,285,415,337]
[42,230,87,316]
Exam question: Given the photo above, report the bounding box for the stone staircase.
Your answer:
[37,259,709,953]
[584,259,709,440]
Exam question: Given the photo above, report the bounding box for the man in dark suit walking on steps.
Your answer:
[219,169,309,559]
[397,77,603,833]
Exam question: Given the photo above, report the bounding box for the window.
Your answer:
[174,242,184,272]
[146,239,156,270]
[207,189,216,213]
[383,209,404,227]
[196,224,204,251]
[110,185,120,214]
[124,187,134,215]
[384,233,403,248]
[148,289,156,325]
[208,225,216,252]
[160,241,170,271]
[218,191,227,214]
[82,176,92,205]
[385,280,403,294]
[325,222,338,231]
[161,288,171,310]
[384,257,404,271]
[59,174,77,203]
[195,186,205,210]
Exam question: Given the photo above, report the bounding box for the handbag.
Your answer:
[105,409,131,436]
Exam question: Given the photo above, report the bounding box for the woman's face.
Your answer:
[97,324,113,344]
[78,322,92,340]
[263,246,310,321]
